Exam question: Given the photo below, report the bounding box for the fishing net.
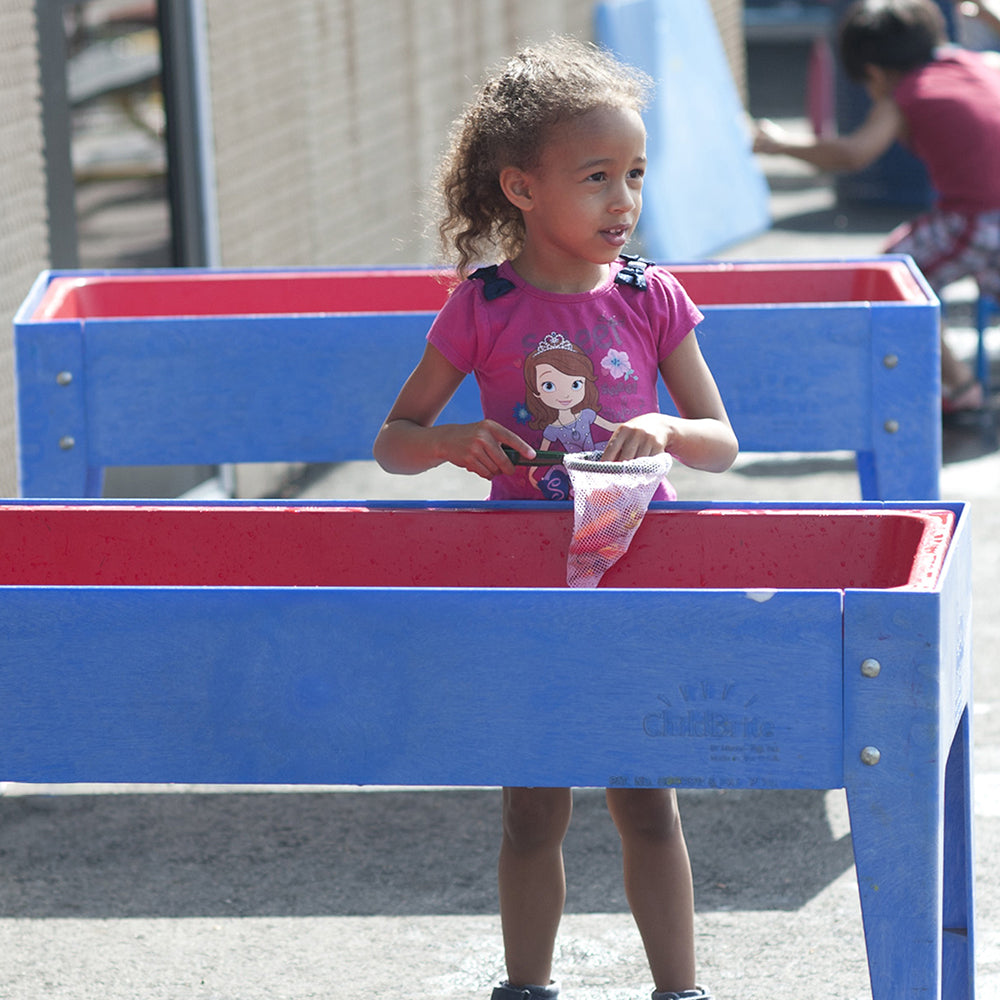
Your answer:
[563,450,673,588]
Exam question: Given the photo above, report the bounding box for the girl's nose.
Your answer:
[610,180,638,213]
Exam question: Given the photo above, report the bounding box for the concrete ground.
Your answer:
[2,43,998,1000]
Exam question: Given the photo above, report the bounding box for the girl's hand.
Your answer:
[752,118,791,155]
[375,344,535,479]
[598,326,741,470]
[437,420,535,480]
[600,413,673,462]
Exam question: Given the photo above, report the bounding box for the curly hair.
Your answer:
[436,35,652,277]
[838,0,945,83]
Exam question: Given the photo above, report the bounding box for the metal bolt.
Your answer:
[861,746,882,766]
[884,419,899,434]
[861,658,882,678]
[56,371,73,386]
[882,354,899,369]
[58,435,75,450]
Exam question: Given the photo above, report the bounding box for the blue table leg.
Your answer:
[847,758,944,998]
[843,503,974,1000]
[942,707,976,999]
[846,711,974,1000]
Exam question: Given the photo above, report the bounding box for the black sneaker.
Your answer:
[491,982,560,999]
[652,988,713,1000]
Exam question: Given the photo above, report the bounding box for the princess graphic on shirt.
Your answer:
[524,332,620,497]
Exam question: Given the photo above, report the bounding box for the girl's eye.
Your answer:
[571,379,584,391]
[541,381,555,393]
[629,168,645,180]
[588,171,607,183]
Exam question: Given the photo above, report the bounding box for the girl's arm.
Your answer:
[373,343,536,480]
[600,331,738,472]
[753,95,904,172]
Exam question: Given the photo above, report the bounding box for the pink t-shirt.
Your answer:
[428,258,703,500]
[895,47,1000,211]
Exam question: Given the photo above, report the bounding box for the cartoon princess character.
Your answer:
[525,332,620,450]
[523,333,621,497]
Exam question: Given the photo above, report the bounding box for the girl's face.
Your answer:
[535,362,588,413]
[511,104,647,290]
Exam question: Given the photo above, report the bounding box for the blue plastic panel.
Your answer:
[595,0,771,258]
[0,584,843,789]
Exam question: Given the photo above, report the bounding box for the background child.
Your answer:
[754,0,1000,413]
[374,35,737,1000]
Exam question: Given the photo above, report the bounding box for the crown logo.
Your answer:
[534,332,575,356]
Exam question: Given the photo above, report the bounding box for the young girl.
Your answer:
[374,35,737,1000]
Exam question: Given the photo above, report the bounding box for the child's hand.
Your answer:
[752,118,790,155]
[440,420,535,480]
[600,414,672,462]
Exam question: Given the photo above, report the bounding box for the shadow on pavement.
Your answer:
[0,787,852,920]
[763,201,912,235]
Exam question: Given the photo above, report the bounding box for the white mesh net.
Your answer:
[563,450,673,588]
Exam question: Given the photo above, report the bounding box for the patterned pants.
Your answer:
[884,208,1000,297]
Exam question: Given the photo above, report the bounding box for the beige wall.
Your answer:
[203,0,744,269]
[0,0,49,498]
[711,0,748,106]
[204,0,594,268]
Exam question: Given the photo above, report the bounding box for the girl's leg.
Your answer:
[605,787,696,994]
[940,326,983,404]
[498,786,573,989]
[884,215,985,404]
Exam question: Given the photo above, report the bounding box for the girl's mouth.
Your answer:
[602,226,630,246]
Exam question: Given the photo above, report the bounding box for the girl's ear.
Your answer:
[499,166,533,211]
[863,63,896,98]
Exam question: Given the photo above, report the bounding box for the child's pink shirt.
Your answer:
[427,259,703,500]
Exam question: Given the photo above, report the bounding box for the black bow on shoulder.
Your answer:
[469,256,653,298]
[614,254,653,290]
[468,265,516,300]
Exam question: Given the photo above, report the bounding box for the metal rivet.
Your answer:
[882,354,899,369]
[861,746,881,766]
[56,371,73,386]
[861,658,882,678]
[58,435,75,450]
[884,419,899,434]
